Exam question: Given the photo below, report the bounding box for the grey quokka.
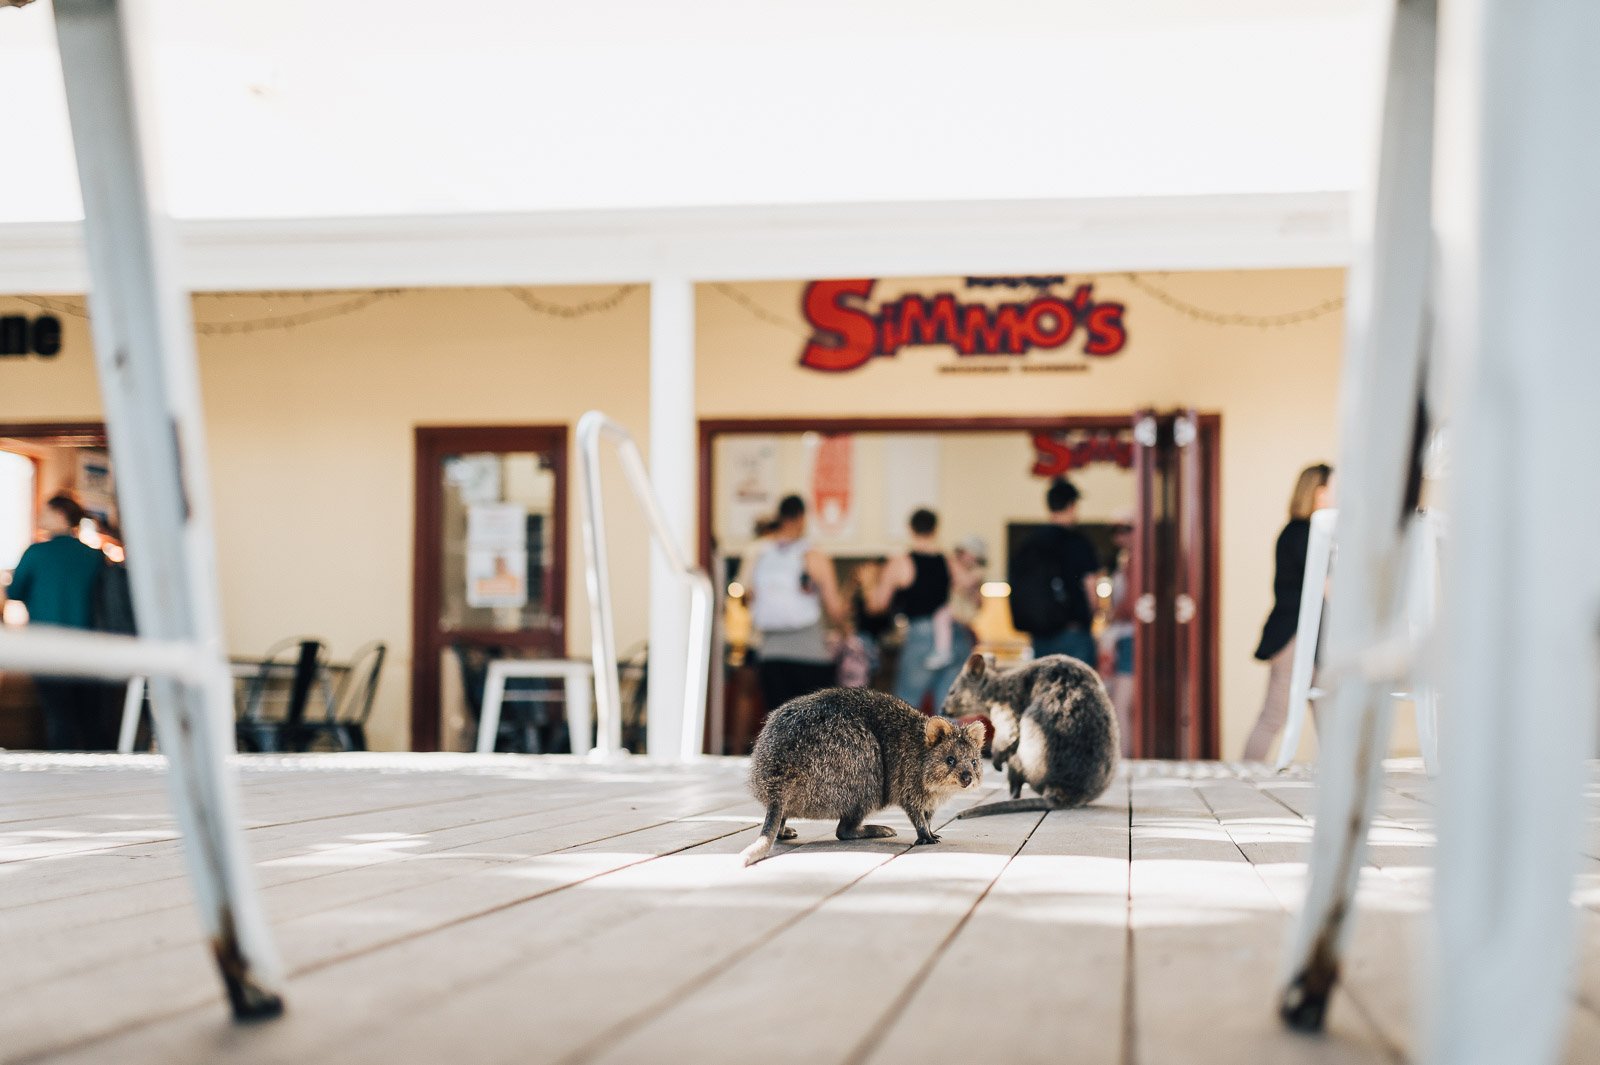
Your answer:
[741,687,985,866]
[941,653,1118,818]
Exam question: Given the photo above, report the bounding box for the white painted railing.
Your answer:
[576,411,713,761]
[0,627,212,685]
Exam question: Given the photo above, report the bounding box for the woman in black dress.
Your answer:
[1242,463,1334,761]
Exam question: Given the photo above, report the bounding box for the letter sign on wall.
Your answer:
[0,315,64,359]
[798,278,1126,372]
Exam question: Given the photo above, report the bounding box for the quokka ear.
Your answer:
[925,716,955,747]
[964,652,987,677]
[962,720,987,747]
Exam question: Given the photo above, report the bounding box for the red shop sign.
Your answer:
[798,279,1127,373]
[1030,432,1135,477]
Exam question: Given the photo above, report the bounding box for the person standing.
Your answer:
[1242,463,1335,761]
[869,508,963,709]
[1008,477,1101,665]
[745,495,847,712]
[0,494,112,750]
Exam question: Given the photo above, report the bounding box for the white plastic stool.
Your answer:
[475,658,595,755]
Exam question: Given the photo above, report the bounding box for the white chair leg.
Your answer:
[1274,507,1336,771]
[52,0,283,1018]
[1413,686,1439,776]
[1279,0,1437,1031]
[116,675,145,754]
[1425,1,1600,1061]
[476,663,507,754]
[565,669,594,757]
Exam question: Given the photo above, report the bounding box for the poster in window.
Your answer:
[807,433,856,540]
[466,502,528,608]
[465,547,528,608]
[723,436,779,544]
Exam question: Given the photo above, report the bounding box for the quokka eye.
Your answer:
[945,756,957,767]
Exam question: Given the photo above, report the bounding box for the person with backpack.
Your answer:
[744,494,847,713]
[1008,477,1102,665]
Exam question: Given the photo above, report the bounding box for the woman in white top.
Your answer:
[743,495,847,713]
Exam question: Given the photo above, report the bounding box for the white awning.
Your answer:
[1,0,1382,286]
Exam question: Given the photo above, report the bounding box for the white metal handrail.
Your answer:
[577,411,713,761]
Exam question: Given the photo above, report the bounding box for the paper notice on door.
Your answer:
[466,502,528,607]
[466,546,528,608]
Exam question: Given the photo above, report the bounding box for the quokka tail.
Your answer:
[957,797,1058,819]
[741,803,785,866]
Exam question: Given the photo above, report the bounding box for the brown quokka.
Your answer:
[941,653,1118,818]
[741,687,986,866]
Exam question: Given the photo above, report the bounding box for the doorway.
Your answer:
[411,426,567,751]
[698,414,1219,759]
[0,422,117,749]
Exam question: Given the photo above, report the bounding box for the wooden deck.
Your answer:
[3,753,1599,1065]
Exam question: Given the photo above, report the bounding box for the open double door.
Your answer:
[1129,408,1220,760]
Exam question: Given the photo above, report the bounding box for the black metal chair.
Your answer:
[235,636,327,753]
[302,641,385,752]
[451,643,568,754]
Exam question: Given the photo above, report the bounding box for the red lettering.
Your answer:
[886,294,961,354]
[800,280,878,372]
[1029,432,1073,478]
[801,280,1128,369]
[956,302,1028,355]
[1021,297,1074,349]
[1084,302,1127,355]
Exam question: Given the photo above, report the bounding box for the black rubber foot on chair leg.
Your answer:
[224,973,285,1022]
[1280,972,1332,1033]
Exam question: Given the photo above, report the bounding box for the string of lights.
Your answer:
[708,282,812,339]
[503,284,639,319]
[1116,273,1345,328]
[10,283,642,336]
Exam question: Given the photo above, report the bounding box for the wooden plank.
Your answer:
[1129,771,1389,1064]
[0,776,751,991]
[861,774,1130,1065]
[0,791,757,1061]
[1201,774,1413,1061]
[0,762,748,910]
[563,790,1043,1065]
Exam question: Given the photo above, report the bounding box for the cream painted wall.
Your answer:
[694,270,1384,760]
[0,289,650,751]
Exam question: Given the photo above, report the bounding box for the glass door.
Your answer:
[412,426,566,751]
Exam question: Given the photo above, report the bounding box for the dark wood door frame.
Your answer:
[0,422,110,520]
[697,413,1221,759]
[411,425,569,752]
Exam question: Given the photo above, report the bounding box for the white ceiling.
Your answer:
[3,0,1386,223]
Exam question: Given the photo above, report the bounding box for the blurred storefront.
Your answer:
[0,266,1397,758]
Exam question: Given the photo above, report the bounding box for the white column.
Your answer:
[647,276,695,759]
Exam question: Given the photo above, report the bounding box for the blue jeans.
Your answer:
[1031,627,1096,666]
[894,617,975,713]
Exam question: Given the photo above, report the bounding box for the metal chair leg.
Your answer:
[52,0,284,1019]
[1278,0,1437,1031]
[116,675,145,754]
[1425,1,1600,1061]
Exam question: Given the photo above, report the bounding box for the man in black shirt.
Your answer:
[1008,478,1101,665]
